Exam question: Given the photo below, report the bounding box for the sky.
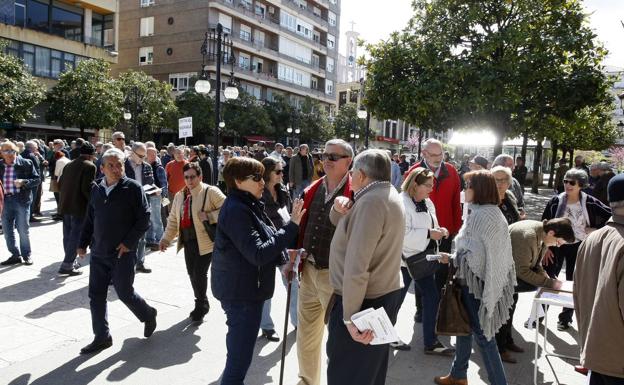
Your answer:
[338,0,624,69]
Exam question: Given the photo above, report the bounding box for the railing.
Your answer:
[278,0,329,27]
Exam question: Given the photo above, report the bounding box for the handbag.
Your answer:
[402,246,439,280]
[200,187,217,241]
[435,263,472,336]
[49,178,59,193]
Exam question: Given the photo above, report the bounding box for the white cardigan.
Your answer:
[401,192,439,257]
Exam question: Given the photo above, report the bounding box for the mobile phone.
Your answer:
[426,254,442,261]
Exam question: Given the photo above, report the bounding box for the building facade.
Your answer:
[113,0,340,114]
[1,0,120,140]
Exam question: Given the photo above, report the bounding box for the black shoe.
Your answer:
[390,340,411,351]
[52,214,63,221]
[557,321,570,331]
[424,341,455,356]
[0,256,22,266]
[144,307,157,337]
[22,256,33,265]
[414,310,423,323]
[80,337,113,355]
[136,264,152,273]
[29,216,41,223]
[261,329,280,342]
[58,268,83,276]
[190,302,209,322]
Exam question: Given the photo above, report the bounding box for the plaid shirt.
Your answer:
[3,164,17,194]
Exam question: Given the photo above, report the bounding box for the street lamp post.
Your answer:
[286,127,300,147]
[359,77,370,149]
[350,132,360,151]
[124,86,143,139]
[196,23,238,185]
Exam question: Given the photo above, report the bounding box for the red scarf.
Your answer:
[180,190,192,229]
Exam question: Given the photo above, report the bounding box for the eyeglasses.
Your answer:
[114,137,125,141]
[184,174,198,180]
[133,151,146,159]
[245,173,263,182]
[274,169,283,175]
[322,153,350,162]
[563,179,577,186]
[426,151,443,157]
[1,150,16,155]
[494,178,509,184]
[422,183,434,188]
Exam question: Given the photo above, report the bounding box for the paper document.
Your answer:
[541,292,574,307]
[142,184,162,195]
[351,307,399,345]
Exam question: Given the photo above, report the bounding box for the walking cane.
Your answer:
[278,249,304,385]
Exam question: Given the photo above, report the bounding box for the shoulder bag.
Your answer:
[201,187,218,241]
[401,212,439,280]
[435,262,472,336]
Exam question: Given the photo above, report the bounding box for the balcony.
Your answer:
[230,27,327,77]
[210,0,329,54]
[275,0,330,29]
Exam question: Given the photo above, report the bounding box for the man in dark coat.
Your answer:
[77,148,156,354]
[57,143,97,276]
[0,141,40,266]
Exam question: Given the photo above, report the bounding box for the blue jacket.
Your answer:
[542,192,611,229]
[124,159,154,186]
[150,159,168,198]
[79,177,151,257]
[211,189,299,302]
[0,156,41,205]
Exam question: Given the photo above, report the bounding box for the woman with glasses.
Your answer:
[541,168,611,330]
[159,162,225,322]
[435,170,515,385]
[399,167,454,355]
[258,157,298,342]
[211,157,305,385]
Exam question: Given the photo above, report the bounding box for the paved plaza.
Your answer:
[0,184,586,385]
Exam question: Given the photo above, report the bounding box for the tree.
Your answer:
[46,59,122,138]
[332,103,366,142]
[298,97,334,143]
[118,70,177,141]
[175,89,215,143]
[0,40,45,128]
[265,95,298,142]
[364,0,613,155]
[222,91,272,141]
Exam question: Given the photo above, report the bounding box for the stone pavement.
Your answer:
[0,184,586,385]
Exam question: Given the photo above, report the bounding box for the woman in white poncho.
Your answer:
[435,170,516,385]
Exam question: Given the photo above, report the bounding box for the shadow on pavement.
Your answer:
[24,285,90,319]
[7,318,201,385]
[0,263,69,302]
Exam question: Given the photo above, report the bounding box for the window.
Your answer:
[140,0,155,6]
[238,53,250,70]
[278,64,310,87]
[5,40,20,58]
[15,1,26,27]
[219,13,232,34]
[63,53,74,73]
[326,57,334,73]
[169,73,191,92]
[140,17,154,37]
[254,3,265,18]
[51,5,83,42]
[327,34,335,49]
[241,83,261,99]
[35,46,50,77]
[91,13,104,46]
[240,0,252,10]
[254,30,265,47]
[252,57,263,73]
[329,0,336,4]
[328,11,336,26]
[295,0,307,10]
[313,7,321,17]
[312,54,319,68]
[311,77,318,90]
[103,14,115,48]
[296,19,313,40]
[22,43,34,73]
[279,37,312,64]
[139,46,153,65]
[26,0,49,33]
[239,24,251,41]
[325,79,333,95]
[280,11,296,32]
[51,50,62,78]
[313,30,320,43]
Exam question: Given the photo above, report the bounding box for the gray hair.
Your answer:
[491,165,512,184]
[131,141,146,152]
[353,149,391,182]
[101,148,125,164]
[111,131,125,140]
[492,154,514,168]
[422,138,442,152]
[101,143,114,152]
[25,140,38,149]
[145,141,156,149]
[325,139,354,158]
[564,168,588,187]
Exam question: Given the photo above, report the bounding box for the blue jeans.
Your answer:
[450,286,507,385]
[145,195,163,244]
[260,268,299,330]
[135,235,146,266]
[61,215,83,270]
[2,195,31,258]
[414,274,439,348]
[220,300,264,385]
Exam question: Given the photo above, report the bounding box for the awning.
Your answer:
[244,135,275,144]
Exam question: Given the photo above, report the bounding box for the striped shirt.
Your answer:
[3,164,18,194]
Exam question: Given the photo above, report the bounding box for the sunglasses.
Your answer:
[1,150,16,155]
[563,179,577,186]
[133,151,146,159]
[322,153,350,162]
[274,169,283,175]
[184,174,198,180]
[245,173,263,182]
[114,137,125,141]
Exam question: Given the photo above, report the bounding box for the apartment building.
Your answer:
[1,0,120,140]
[113,0,340,112]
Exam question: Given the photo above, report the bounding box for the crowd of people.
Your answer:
[0,134,622,385]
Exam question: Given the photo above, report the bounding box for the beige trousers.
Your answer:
[296,265,334,385]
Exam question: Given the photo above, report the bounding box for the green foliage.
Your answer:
[333,103,366,141]
[265,95,297,139]
[175,89,216,140]
[46,59,122,137]
[298,97,334,142]
[222,91,272,139]
[364,0,615,154]
[118,70,178,141]
[0,40,45,125]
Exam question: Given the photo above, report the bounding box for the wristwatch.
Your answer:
[343,319,353,325]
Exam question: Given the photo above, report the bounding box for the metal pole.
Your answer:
[212,23,223,186]
[364,112,370,149]
[133,87,139,139]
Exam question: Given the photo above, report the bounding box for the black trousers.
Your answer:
[545,242,580,324]
[434,236,454,294]
[183,237,212,311]
[590,372,624,385]
[495,279,536,352]
[326,289,402,385]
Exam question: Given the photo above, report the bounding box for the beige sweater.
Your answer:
[329,182,404,320]
[161,183,225,256]
[508,220,556,288]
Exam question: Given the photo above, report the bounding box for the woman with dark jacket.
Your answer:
[258,157,298,342]
[541,168,611,330]
[211,157,305,385]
